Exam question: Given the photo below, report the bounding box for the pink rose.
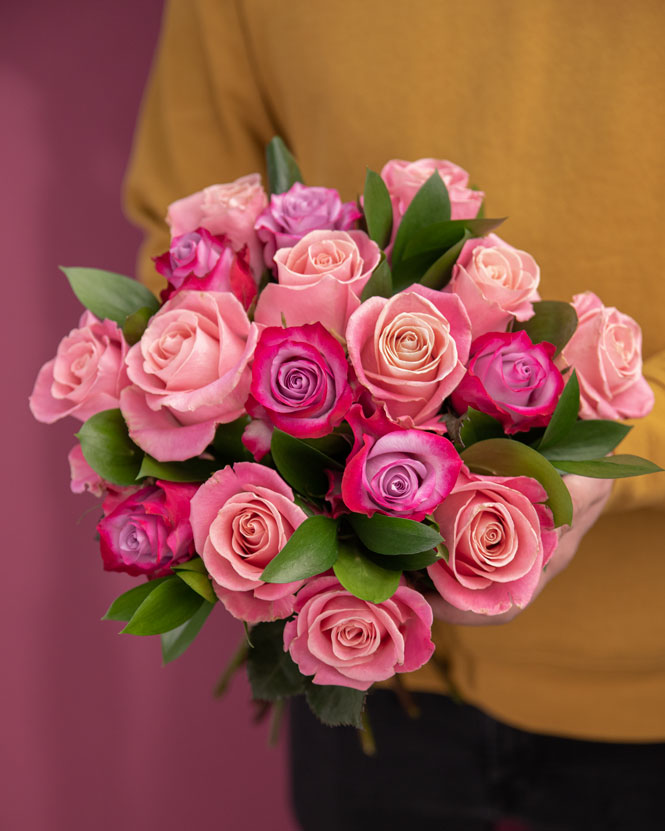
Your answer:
[283,575,434,690]
[68,443,105,497]
[189,463,307,623]
[346,285,472,428]
[120,291,258,462]
[451,331,564,434]
[558,292,654,420]
[249,323,353,439]
[341,405,462,520]
[253,229,381,337]
[97,480,197,577]
[428,468,557,615]
[29,311,129,424]
[447,234,541,338]
[381,158,484,224]
[255,182,362,267]
[166,174,268,279]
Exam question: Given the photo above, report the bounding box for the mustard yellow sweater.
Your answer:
[124,0,665,740]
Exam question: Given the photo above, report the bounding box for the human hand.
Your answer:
[427,474,614,626]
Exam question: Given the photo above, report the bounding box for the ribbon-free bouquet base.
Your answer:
[30,138,662,729]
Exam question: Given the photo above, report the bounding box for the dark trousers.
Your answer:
[289,690,665,831]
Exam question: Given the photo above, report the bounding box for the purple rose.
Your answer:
[341,405,463,520]
[255,182,362,268]
[451,331,564,433]
[97,480,197,577]
[249,323,353,439]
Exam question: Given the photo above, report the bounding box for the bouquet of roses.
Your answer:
[30,138,661,729]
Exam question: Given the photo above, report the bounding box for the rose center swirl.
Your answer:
[274,358,323,405]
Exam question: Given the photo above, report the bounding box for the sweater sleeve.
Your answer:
[122,0,275,294]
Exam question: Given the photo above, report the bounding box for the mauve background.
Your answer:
[1,3,297,829]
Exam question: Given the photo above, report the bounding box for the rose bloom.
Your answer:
[341,405,462,520]
[451,331,564,433]
[253,229,381,337]
[68,443,105,497]
[166,174,268,279]
[428,468,557,615]
[189,463,307,623]
[120,290,258,462]
[559,291,654,420]
[255,182,362,267]
[97,480,197,577]
[249,323,353,439]
[29,311,129,424]
[447,234,541,338]
[346,285,472,428]
[284,575,435,690]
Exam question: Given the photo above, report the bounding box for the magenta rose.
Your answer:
[120,290,258,461]
[189,463,307,623]
[346,285,472,428]
[451,331,564,433]
[97,480,197,577]
[428,468,557,615]
[255,182,362,267]
[558,292,654,420]
[249,323,353,439]
[341,405,462,520]
[253,229,381,337]
[284,575,434,690]
[447,234,541,338]
[29,311,129,424]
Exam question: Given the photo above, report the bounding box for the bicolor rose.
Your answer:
[255,182,362,267]
[30,310,129,424]
[428,468,557,615]
[346,285,472,428]
[341,405,462,520]
[120,290,258,461]
[451,331,564,433]
[189,463,306,623]
[97,480,197,577]
[284,576,435,690]
[559,292,654,420]
[253,229,381,337]
[447,234,541,338]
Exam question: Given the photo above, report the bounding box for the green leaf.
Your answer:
[138,454,218,483]
[261,515,339,583]
[348,512,443,556]
[459,407,505,448]
[271,428,341,498]
[553,455,663,478]
[76,409,143,486]
[172,556,207,574]
[102,577,170,622]
[403,217,506,259]
[174,570,217,604]
[513,300,578,357]
[333,540,401,603]
[122,306,153,345]
[161,601,214,664]
[363,169,393,248]
[367,547,445,571]
[392,172,451,271]
[122,576,204,636]
[539,420,632,461]
[266,136,303,194]
[360,256,393,301]
[537,371,580,454]
[246,621,307,700]
[61,266,159,326]
[461,438,573,527]
[418,229,472,290]
[305,682,366,728]
[211,416,252,464]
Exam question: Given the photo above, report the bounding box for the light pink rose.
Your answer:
[166,174,268,279]
[284,575,435,690]
[253,229,381,337]
[559,292,654,420]
[447,234,541,338]
[29,311,129,424]
[189,463,306,623]
[68,443,105,497]
[346,285,472,428]
[120,291,258,462]
[428,468,557,615]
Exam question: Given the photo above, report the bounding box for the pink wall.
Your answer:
[1,3,297,829]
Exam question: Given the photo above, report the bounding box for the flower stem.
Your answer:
[358,708,376,756]
[214,638,249,698]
